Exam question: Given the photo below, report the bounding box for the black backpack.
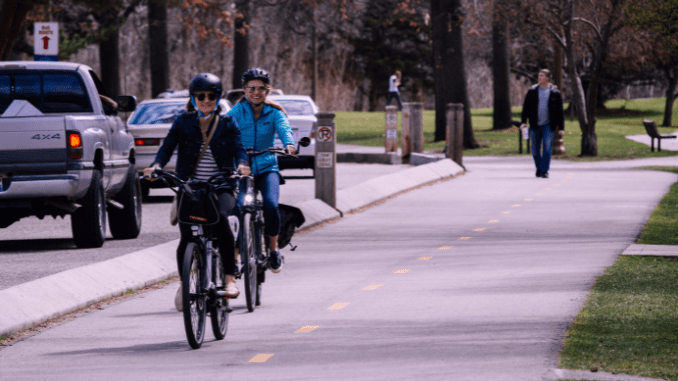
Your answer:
[277,204,305,250]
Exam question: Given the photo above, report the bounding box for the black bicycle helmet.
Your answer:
[241,67,270,86]
[189,73,223,95]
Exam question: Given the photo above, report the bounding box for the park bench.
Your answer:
[642,119,676,152]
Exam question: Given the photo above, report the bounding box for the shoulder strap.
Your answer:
[192,115,219,176]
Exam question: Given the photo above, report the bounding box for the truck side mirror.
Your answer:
[117,95,137,112]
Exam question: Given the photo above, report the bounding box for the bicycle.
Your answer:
[146,168,239,349]
[239,137,310,312]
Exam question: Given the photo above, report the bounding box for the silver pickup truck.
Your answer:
[0,61,141,248]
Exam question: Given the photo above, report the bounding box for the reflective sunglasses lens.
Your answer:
[247,86,267,93]
[194,93,217,101]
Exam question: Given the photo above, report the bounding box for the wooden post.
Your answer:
[401,103,411,160]
[446,103,463,165]
[410,102,424,153]
[385,105,398,153]
[315,112,336,208]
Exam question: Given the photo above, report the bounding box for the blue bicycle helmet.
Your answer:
[241,67,270,86]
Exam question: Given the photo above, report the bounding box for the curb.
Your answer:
[547,368,669,381]
[0,159,464,339]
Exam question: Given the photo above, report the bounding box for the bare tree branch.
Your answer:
[572,17,603,41]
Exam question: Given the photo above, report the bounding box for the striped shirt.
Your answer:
[192,142,219,182]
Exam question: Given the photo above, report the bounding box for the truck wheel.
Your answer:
[71,169,107,248]
[109,165,142,239]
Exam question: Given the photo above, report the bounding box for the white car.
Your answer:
[268,95,318,171]
[126,95,230,196]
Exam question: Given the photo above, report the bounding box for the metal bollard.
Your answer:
[401,103,411,160]
[385,106,398,153]
[446,103,463,165]
[410,102,424,153]
[315,112,336,208]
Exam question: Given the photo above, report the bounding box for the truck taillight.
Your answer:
[135,138,160,146]
[67,132,83,159]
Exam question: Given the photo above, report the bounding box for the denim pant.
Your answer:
[530,124,555,174]
[237,171,281,237]
[386,91,402,110]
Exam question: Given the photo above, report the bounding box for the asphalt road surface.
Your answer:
[1,156,675,380]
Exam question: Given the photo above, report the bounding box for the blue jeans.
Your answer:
[237,171,280,237]
[386,92,402,110]
[530,124,555,174]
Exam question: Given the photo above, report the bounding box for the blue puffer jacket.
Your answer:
[227,100,295,176]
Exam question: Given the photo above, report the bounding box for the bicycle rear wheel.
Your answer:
[242,212,258,312]
[210,251,229,340]
[182,242,206,349]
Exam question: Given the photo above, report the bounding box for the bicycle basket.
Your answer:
[177,183,220,225]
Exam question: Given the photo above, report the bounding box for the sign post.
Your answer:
[385,106,398,152]
[446,103,464,166]
[315,113,336,208]
[34,22,59,61]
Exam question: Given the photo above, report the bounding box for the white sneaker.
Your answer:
[224,275,240,298]
[175,283,183,312]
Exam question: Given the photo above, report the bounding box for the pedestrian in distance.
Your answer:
[520,69,564,178]
[144,73,250,311]
[386,70,403,111]
[227,67,296,274]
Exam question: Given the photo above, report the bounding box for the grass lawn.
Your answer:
[558,166,678,380]
[334,97,678,161]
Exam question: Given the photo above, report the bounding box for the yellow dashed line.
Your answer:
[249,354,275,363]
[524,198,533,201]
[363,284,384,290]
[394,269,410,274]
[458,237,471,240]
[545,188,553,191]
[512,204,521,208]
[294,325,320,333]
[535,193,543,196]
[472,228,485,232]
[328,303,350,310]
[488,219,499,223]
[438,246,453,250]
[501,211,510,214]
[418,256,433,260]
[553,183,560,186]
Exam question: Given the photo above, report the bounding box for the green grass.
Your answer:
[558,166,678,380]
[636,167,678,245]
[558,256,678,380]
[333,97,678,161]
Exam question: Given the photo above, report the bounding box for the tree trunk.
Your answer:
[232,0,250,89]
[446,0,478,148]
[431,0,448,142]
[148,0,169,98]
[100,28,120,98]
[491,1,512,130]
[0,0,33,61]
[311,16,318,103]
[662,66,677,127]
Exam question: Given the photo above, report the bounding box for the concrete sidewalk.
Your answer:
[0,153,463,339]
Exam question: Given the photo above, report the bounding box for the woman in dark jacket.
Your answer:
[520,69,564,178]
[144,73,250,310]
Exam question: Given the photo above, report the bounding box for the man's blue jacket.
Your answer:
[152,112,248,181]
[227,100,295,176]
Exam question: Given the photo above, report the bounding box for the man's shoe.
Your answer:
[175,283,183,312]
[536,169,542,177]
[269,250,283,273]
[541,172,549,178]
[224,275,240,298]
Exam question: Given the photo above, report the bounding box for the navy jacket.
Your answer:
[152,112,248,181]
[521,84,564,132]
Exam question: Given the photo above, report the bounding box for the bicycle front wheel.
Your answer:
[210,251,229,340]
[182,242,207,349]
[242,212,258,312]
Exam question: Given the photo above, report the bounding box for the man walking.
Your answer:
[520,69,564,178]
[386,70,402,111]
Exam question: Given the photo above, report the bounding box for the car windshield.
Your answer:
[275,100,313,116]
[128,102,186,125]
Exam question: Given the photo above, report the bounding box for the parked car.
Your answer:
[225,88,284,105]
[126,94,230,196]
[268,94,318,171]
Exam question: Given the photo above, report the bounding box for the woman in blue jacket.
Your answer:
[227,68,296,273]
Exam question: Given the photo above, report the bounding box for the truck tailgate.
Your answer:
[0,116,68,173]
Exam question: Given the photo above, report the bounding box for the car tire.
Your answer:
[108,165,142,239]
[71,169,106,248]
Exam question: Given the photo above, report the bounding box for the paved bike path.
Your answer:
[1,154,676,380]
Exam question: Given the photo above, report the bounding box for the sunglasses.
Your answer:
[193,93,218,101]
[246,86,268,93]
